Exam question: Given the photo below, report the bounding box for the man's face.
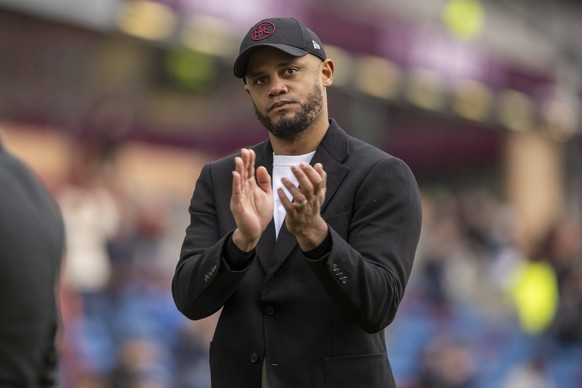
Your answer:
[244,47,324,139]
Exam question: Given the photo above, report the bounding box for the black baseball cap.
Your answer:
[233,17,327,79]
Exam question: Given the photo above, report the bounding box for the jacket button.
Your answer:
[250,353,259,363]
[264,305,275,316]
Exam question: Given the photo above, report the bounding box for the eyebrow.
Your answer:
[246,58,302,79]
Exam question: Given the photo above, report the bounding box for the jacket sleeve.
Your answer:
[305,157,422,333]
[172,163,254,320]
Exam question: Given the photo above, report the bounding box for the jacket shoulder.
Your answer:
[204,140,269,172]
[324,119,402,167]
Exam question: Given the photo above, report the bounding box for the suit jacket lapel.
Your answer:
[311,124,350,214]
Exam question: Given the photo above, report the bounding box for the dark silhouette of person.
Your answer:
[0,136,65,387]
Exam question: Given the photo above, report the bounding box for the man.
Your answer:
[172,17,422,388]
[0,134,64,386]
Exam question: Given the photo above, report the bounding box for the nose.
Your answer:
[268,77,288,97]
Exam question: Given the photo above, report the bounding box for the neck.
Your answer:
[270,114,329,156]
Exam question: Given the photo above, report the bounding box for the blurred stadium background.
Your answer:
[1,0,581,387]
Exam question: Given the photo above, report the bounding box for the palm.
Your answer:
[233,171,273,237]
[230,149,273,247]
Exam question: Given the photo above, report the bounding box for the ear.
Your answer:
[321,59,334,87]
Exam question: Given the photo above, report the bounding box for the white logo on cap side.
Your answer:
[312,40,321,50]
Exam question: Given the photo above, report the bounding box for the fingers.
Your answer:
[232,156,243,196]
[235,153,327,214]
[256,166,272,194]
[233,149,253,200]
[244,148,255,180]
[277,186,294,211]
[279,177,306,209]
[277,162,327,211]
[291,162,326,198]
[314,163,327,188]
[234,148,258,183]
[236,148,253,181]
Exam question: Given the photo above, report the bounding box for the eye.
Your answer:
[253,76,267,86]
[284,67,298,76]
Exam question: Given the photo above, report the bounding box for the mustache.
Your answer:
[268,100,295,112]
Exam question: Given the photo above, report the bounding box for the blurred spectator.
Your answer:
[550,263,582,345]
[58,177,120,295]
[417,335,477,388]
[505,257,559,335]
[535,217,582,346]
[502,354,555,388]
[109,338,172,388]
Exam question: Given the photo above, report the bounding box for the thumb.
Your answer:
[256,166,272,194]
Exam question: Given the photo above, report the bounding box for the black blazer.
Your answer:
[0,143,64,387]
[173,120,422,388]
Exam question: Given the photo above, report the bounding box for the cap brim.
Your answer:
[233,44,309,78]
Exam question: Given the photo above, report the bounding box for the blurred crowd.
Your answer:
[389,186,582,388]
[52,135,215,388]
[49,138,582,388]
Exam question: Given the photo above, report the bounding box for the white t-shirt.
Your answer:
[272,151,315,238]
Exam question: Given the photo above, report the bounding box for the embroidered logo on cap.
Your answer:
[252,22,276,41]
[312,40,321,50]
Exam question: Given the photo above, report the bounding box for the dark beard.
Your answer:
[254,84,323,140]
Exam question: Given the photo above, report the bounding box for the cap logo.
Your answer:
[251,22,276,41]
[312,40,321,50]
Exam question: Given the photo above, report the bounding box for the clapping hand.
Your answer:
[230,148,273,251]
[279,162,329,251]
